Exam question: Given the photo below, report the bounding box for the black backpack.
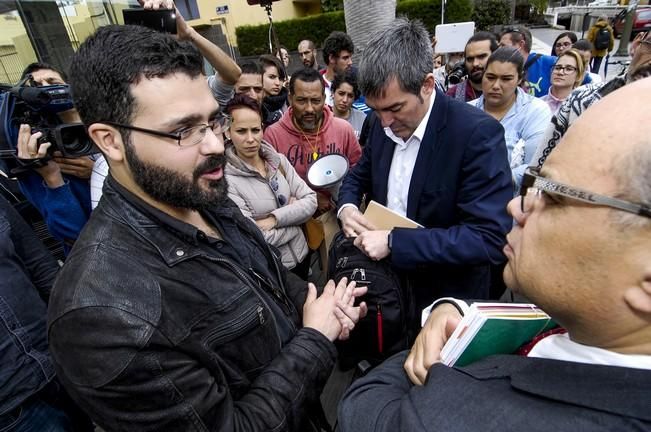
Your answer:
[327,231,413,367]
[595,27,610,50]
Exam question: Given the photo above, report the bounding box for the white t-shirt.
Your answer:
[90,154,108,209]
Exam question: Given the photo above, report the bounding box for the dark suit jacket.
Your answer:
[339,352,651,431]
[338,91,512,306]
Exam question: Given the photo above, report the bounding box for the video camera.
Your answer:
[0,75,97,176]
[447,61,467,86]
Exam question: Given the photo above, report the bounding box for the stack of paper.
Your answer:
[440,303,556,367]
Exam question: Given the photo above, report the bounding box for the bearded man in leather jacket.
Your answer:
[47,24,367,432]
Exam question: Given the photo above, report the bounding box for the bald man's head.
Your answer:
[298,40,318,69]
[504,78,651,352]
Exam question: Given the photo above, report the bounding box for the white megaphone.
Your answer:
[306,153,349,201]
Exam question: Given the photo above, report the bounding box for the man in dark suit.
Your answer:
[337,18,513,313]
[338,77,651,431]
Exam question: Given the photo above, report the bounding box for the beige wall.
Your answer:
[190,0,321,49]
[0,17,36,82]
[0,13,28,46]
[0,2,112,81]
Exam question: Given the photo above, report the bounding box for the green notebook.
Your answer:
[440,303,556,367]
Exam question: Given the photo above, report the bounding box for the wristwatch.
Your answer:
[387,231,394,252]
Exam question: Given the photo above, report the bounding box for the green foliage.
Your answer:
[529,0,548,22]
[396,0,474,31]
[530,0,548,16]
[471,0,511,31]
[236,11,346,56]
[235,0,474,56]
[321,0,344,12]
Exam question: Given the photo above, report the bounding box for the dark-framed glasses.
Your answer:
[552,64,577,73]
[520,168,651,218]
[99,113,231,148]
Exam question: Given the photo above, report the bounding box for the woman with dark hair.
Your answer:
[277,46,290,68]
[331,70,367,138]
[224,94,316,278]
[468,47,551,190]
[551,31,578,57]
[276,46,291,88]
[259,54,288,127]
[541,49,585,113]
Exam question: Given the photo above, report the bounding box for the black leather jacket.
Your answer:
[47,176,336,431]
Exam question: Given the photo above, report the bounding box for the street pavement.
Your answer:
[531,27,631,81]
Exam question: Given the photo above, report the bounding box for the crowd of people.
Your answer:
[1,2,650,430]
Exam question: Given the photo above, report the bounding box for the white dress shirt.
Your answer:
[384,92,436,217]
[529,332,651,370]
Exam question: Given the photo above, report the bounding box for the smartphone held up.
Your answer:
[123,8,177,34]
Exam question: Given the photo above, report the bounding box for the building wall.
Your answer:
[190,0,321,51]
[0,0,319,83]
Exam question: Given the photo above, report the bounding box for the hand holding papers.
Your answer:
[440,303,556,367]
[363,201,423,231]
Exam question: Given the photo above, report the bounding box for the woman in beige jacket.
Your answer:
[224,94,317,278]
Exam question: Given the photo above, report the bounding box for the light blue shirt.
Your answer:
[469,87,552,190]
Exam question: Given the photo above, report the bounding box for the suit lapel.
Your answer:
[510,357,651,420]
[376,129,396,207]
[464,355,651,421]
[406,92,447,218]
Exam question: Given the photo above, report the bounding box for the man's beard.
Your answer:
[469,68,484,84]
[335,65,352,75]
[296,111,323,131]
[124,142,228,211]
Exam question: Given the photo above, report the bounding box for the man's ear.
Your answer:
[87,123,125,163]
[623,273,651,319]
[421,73,436,97]
[328,53,335,66]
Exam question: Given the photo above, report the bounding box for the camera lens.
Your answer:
[57,124,97,157]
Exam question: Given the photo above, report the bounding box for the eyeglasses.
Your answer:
[520,168,651,218]
[552,64,577,73]
[101,113,231,148]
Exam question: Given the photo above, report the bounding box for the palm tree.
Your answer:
[343,0,396,58]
